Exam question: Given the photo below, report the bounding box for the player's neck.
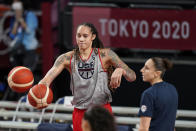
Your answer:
[79,47,93,60]
[151,78,163,85]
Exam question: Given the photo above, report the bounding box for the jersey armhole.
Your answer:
[69,55,73,73]
[98,48,107,72]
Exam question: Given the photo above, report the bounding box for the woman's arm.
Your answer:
[39,52,72,87]
[99,48,136,88]
[18,18,27,30]
[139,116,151,131]
[11,21,19,35]
[107,49,136,82]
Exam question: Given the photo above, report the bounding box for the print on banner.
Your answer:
[73,7,196,50]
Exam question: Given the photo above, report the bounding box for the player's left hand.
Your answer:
[110,68,126,88]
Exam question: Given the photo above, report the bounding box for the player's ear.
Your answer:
[155,70,162,77]
[92,34,96,41]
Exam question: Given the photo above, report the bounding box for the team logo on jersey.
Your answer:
[78,56,95,79]
[141,105,147,113]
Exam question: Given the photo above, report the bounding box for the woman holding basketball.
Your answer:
[39,22,136,131]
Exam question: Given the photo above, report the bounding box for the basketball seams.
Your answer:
[42,85,49,102]
[11,80,34,88]
[28,84,51,109]
[38,84,45,108]
[29,88,43,103]
[8,66,30,80]
[8,66,34,89]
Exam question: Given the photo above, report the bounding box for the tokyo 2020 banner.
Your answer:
[72,6,196,50]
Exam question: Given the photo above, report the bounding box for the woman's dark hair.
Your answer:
[151,57,173,78]
[83,106,116,131]
[79,22,104,48]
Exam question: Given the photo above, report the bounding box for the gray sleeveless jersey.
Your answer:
[70,49,112,109]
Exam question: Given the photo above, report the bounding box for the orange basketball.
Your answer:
[28,84,53,109]
[7,66,34,92]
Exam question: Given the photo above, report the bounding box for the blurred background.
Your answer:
[0,0,196,111]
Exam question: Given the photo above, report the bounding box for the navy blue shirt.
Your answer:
[138,81,178,131]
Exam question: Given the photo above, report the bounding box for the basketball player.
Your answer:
[138,57,178,131]
[39,23,136,131]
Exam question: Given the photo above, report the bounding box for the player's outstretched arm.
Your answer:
[39,52,72,87]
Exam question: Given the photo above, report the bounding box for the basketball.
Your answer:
[28,84,53,109]
[7,66,34,93]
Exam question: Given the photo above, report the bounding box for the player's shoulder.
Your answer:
[98,48,112,59]
[164,81,175,88]
[99,48,114,56]
[60,51,74,57]
[56,51,74,61]
[65,51,74,56]
[143,87,154,97]
[99,48,111,52]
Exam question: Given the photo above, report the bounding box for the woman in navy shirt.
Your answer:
[138,57,178,131]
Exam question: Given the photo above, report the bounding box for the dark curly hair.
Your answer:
[83,105,116,131]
